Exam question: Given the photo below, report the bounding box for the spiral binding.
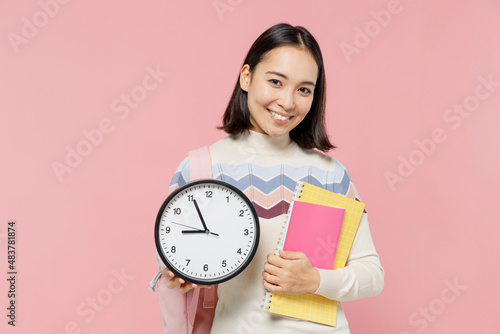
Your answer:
[260,181,305,311]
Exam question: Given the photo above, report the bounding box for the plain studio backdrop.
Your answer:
[1,0,499,333]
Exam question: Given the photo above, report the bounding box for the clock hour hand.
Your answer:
[172,221,219,236]
[193,199,209,232]
[182,230,219,237]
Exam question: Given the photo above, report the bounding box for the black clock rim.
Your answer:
[154,178,260,285]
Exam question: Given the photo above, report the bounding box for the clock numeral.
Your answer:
[187,194,194,202]
[226,196,230,203]
[244,229,249,236]
[185,259,191,266]
[237,248,242,254]
[205,191,213,198]
[222,260,227,267]
[173,208,181,215]
[171,246,176,253]
[239,210,244,217]
[203,264,209,272]
[165,226,171,233]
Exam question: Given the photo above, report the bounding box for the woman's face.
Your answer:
[240,46,318,137]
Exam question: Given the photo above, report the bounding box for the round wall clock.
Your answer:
[155,179,260,285]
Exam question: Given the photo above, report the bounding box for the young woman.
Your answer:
[156,23,384,333]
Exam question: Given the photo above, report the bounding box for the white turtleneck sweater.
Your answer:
[159,130,384,333]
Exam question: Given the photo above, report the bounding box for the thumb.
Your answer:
[279,250,304,259]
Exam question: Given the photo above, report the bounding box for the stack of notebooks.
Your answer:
[261,181,366,327]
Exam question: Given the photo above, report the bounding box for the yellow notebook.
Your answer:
[262,181,365,326]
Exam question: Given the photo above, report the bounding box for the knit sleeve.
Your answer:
[313,212,384,301]
[315,159,383,301]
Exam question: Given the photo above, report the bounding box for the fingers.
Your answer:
[263,251,318,295]
[279,250,305,260]
[263,260,282,277]
[162,268,182,281]
[263,255,285,290]
[166,275,185,289]
[178,282,213,293]
[262,278,283,293]
[179,282,198,294]
[262,269,281,285]
[266,253,285,267]
[264,252,291,281]
[163,270,186,287]
[168,278,199,293]
[162,269,213,293]
[266,251,306,268]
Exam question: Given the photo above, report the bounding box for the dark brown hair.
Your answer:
[218,23,334,151]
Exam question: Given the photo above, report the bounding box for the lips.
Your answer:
[268,109,292,121]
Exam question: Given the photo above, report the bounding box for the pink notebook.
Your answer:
[282,201,345,268]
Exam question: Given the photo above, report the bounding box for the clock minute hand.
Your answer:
[193,199,209,232]
[170,221,202,231]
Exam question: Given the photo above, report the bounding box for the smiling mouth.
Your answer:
[268,109,292,121]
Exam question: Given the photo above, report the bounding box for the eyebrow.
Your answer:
[265,71,316,87]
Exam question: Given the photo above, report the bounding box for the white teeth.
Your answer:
[270,110,291,121]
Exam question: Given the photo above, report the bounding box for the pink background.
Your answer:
[1,0,499,333]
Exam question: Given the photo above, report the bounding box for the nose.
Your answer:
[277,88,295,111]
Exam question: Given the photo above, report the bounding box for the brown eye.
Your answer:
[269,79,281,86]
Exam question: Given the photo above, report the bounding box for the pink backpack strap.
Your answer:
[202,288,216,308]
[188,146,212,180]
[151,146,217,334]
[188,146,217,334]
[187,289,201,331]
[151,146,216,334]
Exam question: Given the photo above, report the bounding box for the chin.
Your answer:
[265,127,290,137]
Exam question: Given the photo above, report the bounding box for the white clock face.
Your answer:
[155,179,260,285]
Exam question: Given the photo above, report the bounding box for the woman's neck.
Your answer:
[236,130,296,156]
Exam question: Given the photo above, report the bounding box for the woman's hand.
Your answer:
[262,250,320,294]
[162,268,213,294]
